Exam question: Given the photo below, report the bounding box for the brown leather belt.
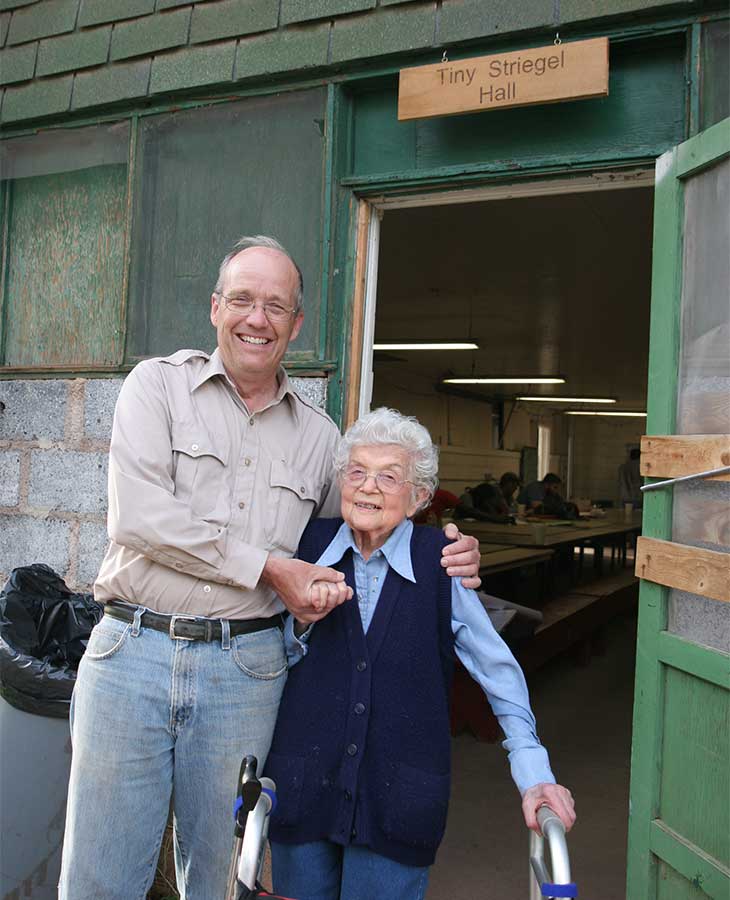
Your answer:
[104,601,283,642]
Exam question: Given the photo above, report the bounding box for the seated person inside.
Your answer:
[518,473,578,519]
[454,471,522,524]
[265,408,575,900]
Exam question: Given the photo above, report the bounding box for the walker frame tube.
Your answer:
[529,806,577,899]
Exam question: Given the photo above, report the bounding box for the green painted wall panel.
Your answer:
[350,37,686,178]
[126,89,327,363]
[660,667,730,868]
[656,860,710,900]
[2,164,126,366]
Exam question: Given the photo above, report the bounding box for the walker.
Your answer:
[225,754,578,899]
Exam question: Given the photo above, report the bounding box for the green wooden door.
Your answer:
[627,118,730,899]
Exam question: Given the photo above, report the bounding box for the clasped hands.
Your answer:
[262,523,481,625]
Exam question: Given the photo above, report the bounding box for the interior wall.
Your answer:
[372,373,522,494]
[570,416,644,504]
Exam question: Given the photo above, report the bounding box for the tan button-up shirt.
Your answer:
[94,348,341,619]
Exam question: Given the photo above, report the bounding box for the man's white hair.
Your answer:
[214,235,304,309]
[335,407,439,511]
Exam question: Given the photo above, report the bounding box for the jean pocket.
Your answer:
[378,761,450,850]
[84,618,131,660]
[231,629,287,680]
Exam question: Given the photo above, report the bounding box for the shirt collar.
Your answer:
[316,518,416,583]
[192,349,294,410]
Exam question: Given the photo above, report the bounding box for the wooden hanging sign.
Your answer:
[398,37,609,121]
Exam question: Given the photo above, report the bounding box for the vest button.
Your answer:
[350,828,357,839]
[354,702,365,715]
[356,660,367,672]
[346,743,358,756]
[344,790,352,801]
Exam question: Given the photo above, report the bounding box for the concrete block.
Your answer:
[1,72,72,120]
[84,378,123,440]
[72,58,150,109]
[280,0,373,26]
[7,0,78,45]
[291,376,327,409]
[235,21,329,80]
[111,7,190,61]
[78,0,154,28]
[77,520,109,586]
[0,41,36,84]
[189,0,277,44]
[0,380,67,441]
[0,514,71,577]
[438,0,552,45]
[1,13,13,48]
[149,40,234,94]
[331,2,434,63]
[29,450,108,514]
[0,450,21,507]
[36,26,110,77]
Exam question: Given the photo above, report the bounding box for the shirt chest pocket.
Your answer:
[171,423,229,518]
[265,459,321,554]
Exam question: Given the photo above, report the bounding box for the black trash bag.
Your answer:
[0,564,104,718]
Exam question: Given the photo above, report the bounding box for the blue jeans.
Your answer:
[59,610,287,900]
[271,840,430,900]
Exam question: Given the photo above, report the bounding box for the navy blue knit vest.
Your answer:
[266,518,455,868]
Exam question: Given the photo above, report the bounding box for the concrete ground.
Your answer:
[429,610,637,900]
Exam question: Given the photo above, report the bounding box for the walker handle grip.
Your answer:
[529,806,577,898]
[233,755,262,837]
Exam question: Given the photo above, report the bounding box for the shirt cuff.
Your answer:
[219,538,269,590]
[283,615,314,667]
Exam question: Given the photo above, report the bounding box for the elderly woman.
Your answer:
[265,408,575,900]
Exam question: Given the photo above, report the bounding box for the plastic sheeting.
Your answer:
[0,565,103,718]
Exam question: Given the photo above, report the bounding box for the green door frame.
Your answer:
[626,116,730,899]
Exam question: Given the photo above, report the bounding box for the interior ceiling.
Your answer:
[374,186,654,410]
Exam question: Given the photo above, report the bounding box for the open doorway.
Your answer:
[349,172,654,899]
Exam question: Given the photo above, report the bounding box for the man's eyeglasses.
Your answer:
[217,293,297,323]
[341,465,414,494]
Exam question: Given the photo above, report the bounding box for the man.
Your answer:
[518,473,577,519]
[618,447,642,508]
[59,236,480,899]
[498,471,522,512]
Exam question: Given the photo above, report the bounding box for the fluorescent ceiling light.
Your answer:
[517,396,616,403]
[374,342,478,351]
[565,411,647,417]
[444,377,566,385]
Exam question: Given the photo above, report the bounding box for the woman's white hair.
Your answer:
[335,407,439,511]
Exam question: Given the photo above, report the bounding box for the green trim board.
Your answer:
[657,631,730,689]
[650,821,730,900]
[676,115,730,177]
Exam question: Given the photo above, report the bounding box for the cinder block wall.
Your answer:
[0,374,327,593]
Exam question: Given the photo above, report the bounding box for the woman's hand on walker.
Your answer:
[440,522,481,589]
[521,782,576,834]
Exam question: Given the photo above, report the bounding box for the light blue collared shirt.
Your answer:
[284,519,555,795]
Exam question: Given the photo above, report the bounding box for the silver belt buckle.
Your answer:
[169,614,198,640]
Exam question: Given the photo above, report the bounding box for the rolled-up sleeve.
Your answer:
[451,582,556,794]
[108,361,268,590]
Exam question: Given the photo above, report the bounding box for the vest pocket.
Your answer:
[378,761,450,849]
